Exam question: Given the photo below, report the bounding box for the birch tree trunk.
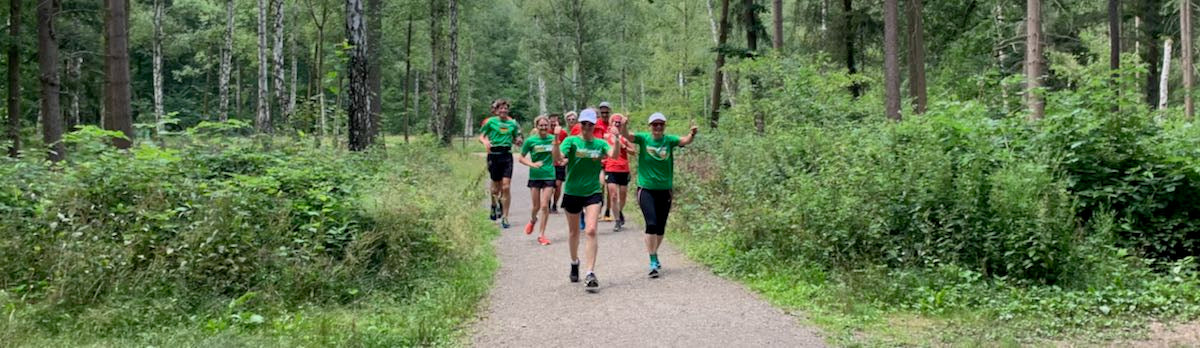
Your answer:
[256,0,272,132]
[220,0,233,121]
[1160,38,1172,110]
[1025,0,1046,120]
[1183,0,1194,118]
[272,0,287,127]
[445,0,459,145]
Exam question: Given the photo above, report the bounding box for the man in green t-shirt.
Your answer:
[619,112,697,278]
[518,115,558,245]
[478,99,523,228]
[552,108,614,292]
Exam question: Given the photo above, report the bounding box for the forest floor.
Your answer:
[468,156,827,347]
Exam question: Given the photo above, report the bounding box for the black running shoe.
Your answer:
[569,263,580,283]
[489,203,499,221]
[584,273,599,292]
[648,268,660,279]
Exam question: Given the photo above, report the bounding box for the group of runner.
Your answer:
[478,99,698,292]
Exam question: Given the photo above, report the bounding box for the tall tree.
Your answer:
[907,0,926,114]
[844,0,860,98]
[709,0,731,129]
[38,0,63,161]
[305,0,330,144]
[445,0,459,145]
[7,0,21,157]
[772,0,782,50]
[1159,37,1171,110]
[1026,0,1045,120]
[220,0,234,121]
[152,0,164,135]
[272,0,286,127]
[346,0,370,150]
[1183,0,1194,119]
[1109,0,1120,80]
[104,0,134,148]
[367,0,382,141]
[256,0,271,132]
[883,0,900,121]
[743,0,765,133]
[1142,0,1164,107]
[402,12,413,144]
[429,0,442,140]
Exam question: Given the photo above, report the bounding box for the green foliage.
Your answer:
[0,126,497,345]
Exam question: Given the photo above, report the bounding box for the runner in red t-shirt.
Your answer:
[603,114,635,231]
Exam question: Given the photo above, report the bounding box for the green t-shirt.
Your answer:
[634,133,681,190]
[560,136,611,196]
[521,134,557,180]
[479,117,521,148]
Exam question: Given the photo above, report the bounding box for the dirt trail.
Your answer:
[470,155,826,347]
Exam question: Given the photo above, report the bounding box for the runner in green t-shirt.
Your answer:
[552,108,614,292]
[478,99,523,229]
[619,112,697,278]
[518,115,557,245]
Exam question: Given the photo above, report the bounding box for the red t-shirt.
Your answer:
[603,133,631,172]
[569,118,608,138]
[555,128,569,143]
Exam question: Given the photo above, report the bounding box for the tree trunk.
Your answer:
[1026,0,1045,120]
[1110,0,1120,76]
[39,0,63,161]
[573,0,587,107]
[1143,0,1163,107]
[236,59,243,119]
[1183,0,1194,119]
[445,0,458,146]
[153,0,164,135]
[256,0,271,133]
[844,0,860,98]
[368,0,382,140]
[220,0,233,121]
[403,12,413,144]
[346,0,370,150]
[772,0,782,50]
[908,0,927,114]
[1160,38,1172,110]
[413,70,419,142]
[709,0,730,129]
[70,56,80,128]
[743,0,764,133]
[272,0,286,127]
[429,0,442,140]
[884,0,901,121]
[8,0,22,157]
[538,76,547,115]
[289,39,298,117]
[104,0,134,148]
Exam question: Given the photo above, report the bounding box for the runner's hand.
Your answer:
[690,120,698,135]
[532,161,544,168]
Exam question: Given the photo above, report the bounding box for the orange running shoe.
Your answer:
[524,222,534,235]
[538,236,551,245]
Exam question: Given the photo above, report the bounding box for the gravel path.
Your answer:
[471,155,826,347]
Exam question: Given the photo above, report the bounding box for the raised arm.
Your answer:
[552,137,564,166]
[678,120,699,147]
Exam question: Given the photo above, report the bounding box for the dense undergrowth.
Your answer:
[669,54,1200,345]
[0,123,497,346]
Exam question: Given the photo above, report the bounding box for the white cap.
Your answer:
[598,102,611,109]
[648,112,667,124]
[579,108,598,124]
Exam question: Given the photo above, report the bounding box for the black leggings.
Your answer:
[638,188,672,235]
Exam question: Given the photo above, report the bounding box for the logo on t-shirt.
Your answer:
[575,148,603,159]
[534,144,553,152]
[499,126,510,134]
[646,146,669,160]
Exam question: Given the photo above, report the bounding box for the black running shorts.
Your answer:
[486,147,514,182]
[605,172,630,186]
[562,193,603,214]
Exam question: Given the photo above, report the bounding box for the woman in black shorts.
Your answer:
[518,116,557,245]
[478,99,523,228]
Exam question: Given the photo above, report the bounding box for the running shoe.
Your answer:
[501,218,511,229]
[524,221,535,235]
[489,203,498,221]
[602,210,614,222]
[550,205,558,214]
[537,236,550,245]
[648,268,660,279]
[569,262,580,283]
[584,273,599,292]
[614,219,623,232]
[579,212,586,230]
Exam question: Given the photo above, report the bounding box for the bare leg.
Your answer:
[606,183,620,221]
[566,212,581,262]
[529,187,541,223]
[583,203,602,272]
[500,177,512,220]
[537,187,553,236]
[553,180,563,207]
[616,185,628,221]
